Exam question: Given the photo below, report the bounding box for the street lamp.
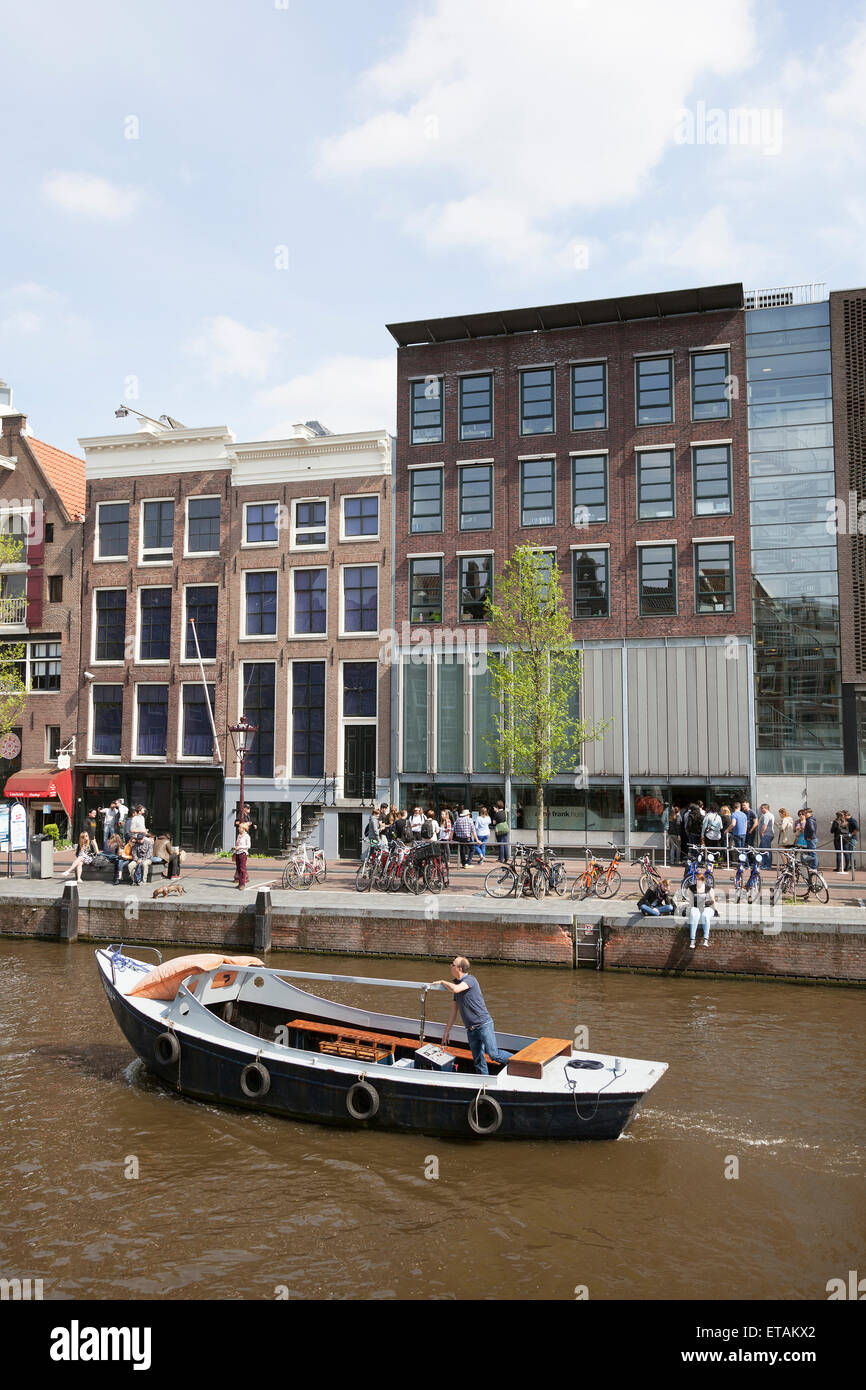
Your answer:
[229,716,257,833]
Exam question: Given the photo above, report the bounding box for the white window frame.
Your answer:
[89,683,123,760]
[12,639,62,694]
[132,681,170,762]
[183,494,221,558]
[242,499,281,549]
[91,587,128,667]
[178,680,216,763]
[138,497,175,567]
[136,584,172,665]
[290,497,329,552]
[241,568,279,642]
[181,583,219,665]
[339,562,379,638]
[94,501,130,563]
[339,658,378,793]
[289,564,328,641]
[339,493,380,543]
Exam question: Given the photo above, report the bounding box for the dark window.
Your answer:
[692,350,730,421]
[182,684,215,757]
[292,661,325,776]
[97,503,128,558]
[410,468,443,533]
[458,465,493,530]
[520,367,555,434]
[639,546,677,616]
[294,500,327,546]
[245,571,277,636]
[343,566,378,632]
[245,503,279,544]
[636,356,674,425]
[93,686,123,756]
[44,523,54,544]
[460,555,492,621]
[30,641,61,690]
[187,497,220,553]
[459,374,493,440]
[95,591,126,661]
[241,663,275,777]
[185,586,218,659]
[46,725,61,760]
[141,500,174,561]
[136,685,168,757]
[343,496,379,537]
[293,569,326,634]
[343,662,377,717]
[572,454,608,524]
[637,449,675,519]
[139,589,171,661]
[692,444,732,515]
[520,459,555,525]
[48,575,63,603]
[410,377,443,444]
[571,362,607,430]
[573,549,609,618]
[695,542,734,613]
[410,558,442,622]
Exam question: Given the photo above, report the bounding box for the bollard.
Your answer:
[60,881,79,942]
[254,886,272,955]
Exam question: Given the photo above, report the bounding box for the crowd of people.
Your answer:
[363,801,511,866]
[60,798,183,886]
[665,800,858,874]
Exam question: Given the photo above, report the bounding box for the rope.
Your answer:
[470,1085,487,1129]
[169,1020,181,1092]
[566,1064,620,1123]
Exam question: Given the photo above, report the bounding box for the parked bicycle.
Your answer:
[733,847,763,904]
[634,853,663,897]
[526,847,568,899]
[570,842,622,900]
[484,844,545,900]
[674,845,717,905]
[770,850,829,905]
[282,842,326,890]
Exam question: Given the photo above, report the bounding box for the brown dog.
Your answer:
[152,883,185,899]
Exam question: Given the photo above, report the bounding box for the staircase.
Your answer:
[288,805,325,853]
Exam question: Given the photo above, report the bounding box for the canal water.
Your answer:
[1,940,863,1301]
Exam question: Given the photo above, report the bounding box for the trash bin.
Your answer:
[30,834,55,879]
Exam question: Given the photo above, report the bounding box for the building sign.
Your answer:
[0,804,9,847]
[10,802,27,849]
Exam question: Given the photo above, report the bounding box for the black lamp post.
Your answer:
[228,716,257,833]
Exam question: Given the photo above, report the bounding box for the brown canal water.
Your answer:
[1,940,863,1302]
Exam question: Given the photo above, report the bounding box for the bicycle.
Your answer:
[634,854,663,897]
[281,842,326,890]
[674,846,717,906]
[355,842,388,892]
[484,844,544,900]
[530,848,568,898]
[570,842,622,900]
[771,850,829,905]
[733,847,763,904]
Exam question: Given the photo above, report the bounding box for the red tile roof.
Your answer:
[27,436,86,521]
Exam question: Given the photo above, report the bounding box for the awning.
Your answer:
[4,767,73,819]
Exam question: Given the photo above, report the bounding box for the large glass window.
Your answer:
[244,571,277,636]
[141,500,173,562]
[573,548,609,618]
[343,496,379,537]
[93,686,123,756]
[473,665,499,772]
[410,468,443,533]
[520,459,555,526]
[402,662,428,773]
[410,378,443,444]
[572,454,607,524]
[95,591,126,662]
[695,542,734,613]
[459,555,492,622]
[691,350,730,421]
[187,497,220,554]
[97,503,128,559]
[136,685,168,757]
[30,641,61,690]
[139,588,171,661]
[437,662,464,772]
[185,586,218,659]
[692,444,732,515]
[245,503,279,545]
[458,465,493,531]
[292,661,325,777]
[293,500,327,547]
[459,374,493,440]
[636,356,673,425]
[637,449,675,519]
[241,663,275,777]
[343,662,377,717]
[639,546,677,616]
[343,565,378,632]
[182,685,215,758]
[571,362,607,430]
[410,558,442,622]
[293,568,326,635]
[520,367,555,434]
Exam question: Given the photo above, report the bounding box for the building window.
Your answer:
[48,575,63,603]
[692,444,733,515]
[573,549,609,618]
[181,684,215,758]
[241,663,275,777]
[95,591,126,662]
[96,502,129,559]
[187,497,220,554]
[459,374,493,440]
[343,566,378,632]
[520,367,555,434]
[30,641,61,690]
[636,356,674,425]
[139,589,171,661]
[244,571,277,636]
[293,569,326,635]
[245,502,279,545]
[141,500,174,563]
[572,454,607,524]
[45,523,54,544]
[136,685,168,757]
[639,545,677,616]
[185,586,218,659]
[92,686,123,756]
[460,555,492,621]
[437,662,464,772]
[637,449,675,519]
[292,661,325,776]
[695,542,734,613]
[410,377,443,444]
[410,468,443,533]
[343,662,377,717]
[691,349,731,421]
[409,558,442,622]
[293,500,327,547]
[520,458,555,526]
[458,464,493,531]
[343,496,379,537]
[46,725,61,761]
[401,662,427,773]
[571,362,607,430]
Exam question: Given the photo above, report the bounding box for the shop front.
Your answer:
[3,766,74,839]
[76,767,224,852]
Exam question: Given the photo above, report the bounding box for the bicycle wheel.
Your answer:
[485,865,517,898]
[793,867,812,902]
[809,872,829,904]
[314,856,327,884]
[571,874,592,901]
[639,872,655,896]
[596,869,621,899]
[402,863,420,894]
[299,866,313,889]
[734,871,743,903]
[354,861,373,892]
[551,863,568,897]
[422,860,441,893]
[747,871,762,904]
[531,868,546,901]
[438,854,450,889]
[284,863,300,889]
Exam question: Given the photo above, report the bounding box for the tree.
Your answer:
[0,531,28,744]
[485,544,610,850]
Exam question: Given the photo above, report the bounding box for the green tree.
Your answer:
[0,531,28,743]
[485,544,610,850]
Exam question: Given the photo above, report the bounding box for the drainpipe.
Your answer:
[621,643,631,863]
[389,433,398,807]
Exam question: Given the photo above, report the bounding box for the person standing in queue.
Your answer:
[432,956,512,1075]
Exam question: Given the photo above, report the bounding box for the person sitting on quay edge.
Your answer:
[637,878,675,915]
[130,831,154,887]
[61,832,95,883]
[102,831,126,879]
[153,832,182,880]
[431,956,513,1075]
[683,871,716,948]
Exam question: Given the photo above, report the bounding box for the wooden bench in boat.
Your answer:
[506,1037,572,1080]
[283,1017,494,1067]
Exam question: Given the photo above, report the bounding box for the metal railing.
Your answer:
[0,596,27,624]
[745,282,827,309]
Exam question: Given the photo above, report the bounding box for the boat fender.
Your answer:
[240,1059,271,1098]
[155,1031,180,1065]
[468,1089,502,1136]
[346,1078,380,1120]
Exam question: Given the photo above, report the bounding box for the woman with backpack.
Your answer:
[701,803,723,851]
[492,801,510,862]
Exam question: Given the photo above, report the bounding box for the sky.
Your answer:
[0,0,864,456]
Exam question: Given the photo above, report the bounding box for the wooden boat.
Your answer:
[96,946,668,1140]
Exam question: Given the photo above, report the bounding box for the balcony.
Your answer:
[0,596,27,628]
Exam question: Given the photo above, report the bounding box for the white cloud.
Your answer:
[41,171,145,220]
[187,316,282,381]
[0,282,92,343]
[622,206,770,282]
[256,355,395,436]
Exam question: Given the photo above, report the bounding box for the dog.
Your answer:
[152,883,185,899]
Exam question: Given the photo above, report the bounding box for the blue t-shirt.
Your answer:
[455,974,490,1029]
[731,810,747,837]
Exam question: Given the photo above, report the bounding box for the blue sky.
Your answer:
[1,0,864,456]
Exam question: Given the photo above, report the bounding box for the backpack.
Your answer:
[703,813,721,841]
[422,817,434,840]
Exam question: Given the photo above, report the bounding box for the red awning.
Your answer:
[4,767,73,819]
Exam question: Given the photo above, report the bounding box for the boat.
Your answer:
[96,946,668,1140]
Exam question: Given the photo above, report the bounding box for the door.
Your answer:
[178,782,220,852]
[344,726,376,799]
[338,812,363,860]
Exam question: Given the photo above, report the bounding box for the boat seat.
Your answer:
[283,1017,494,1066]
[506,1037,572,1080]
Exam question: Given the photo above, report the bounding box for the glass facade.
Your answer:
[746,299,843,773]
[437,662,464,772]
[401,661,428,773]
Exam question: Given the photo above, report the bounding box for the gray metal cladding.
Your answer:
[625,643,750,778]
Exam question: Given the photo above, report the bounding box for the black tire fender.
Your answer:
[468,1090,503,1136]
[346,1079,380,1120]
[154,1031,179,1065]
[240,1060,271,1098]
